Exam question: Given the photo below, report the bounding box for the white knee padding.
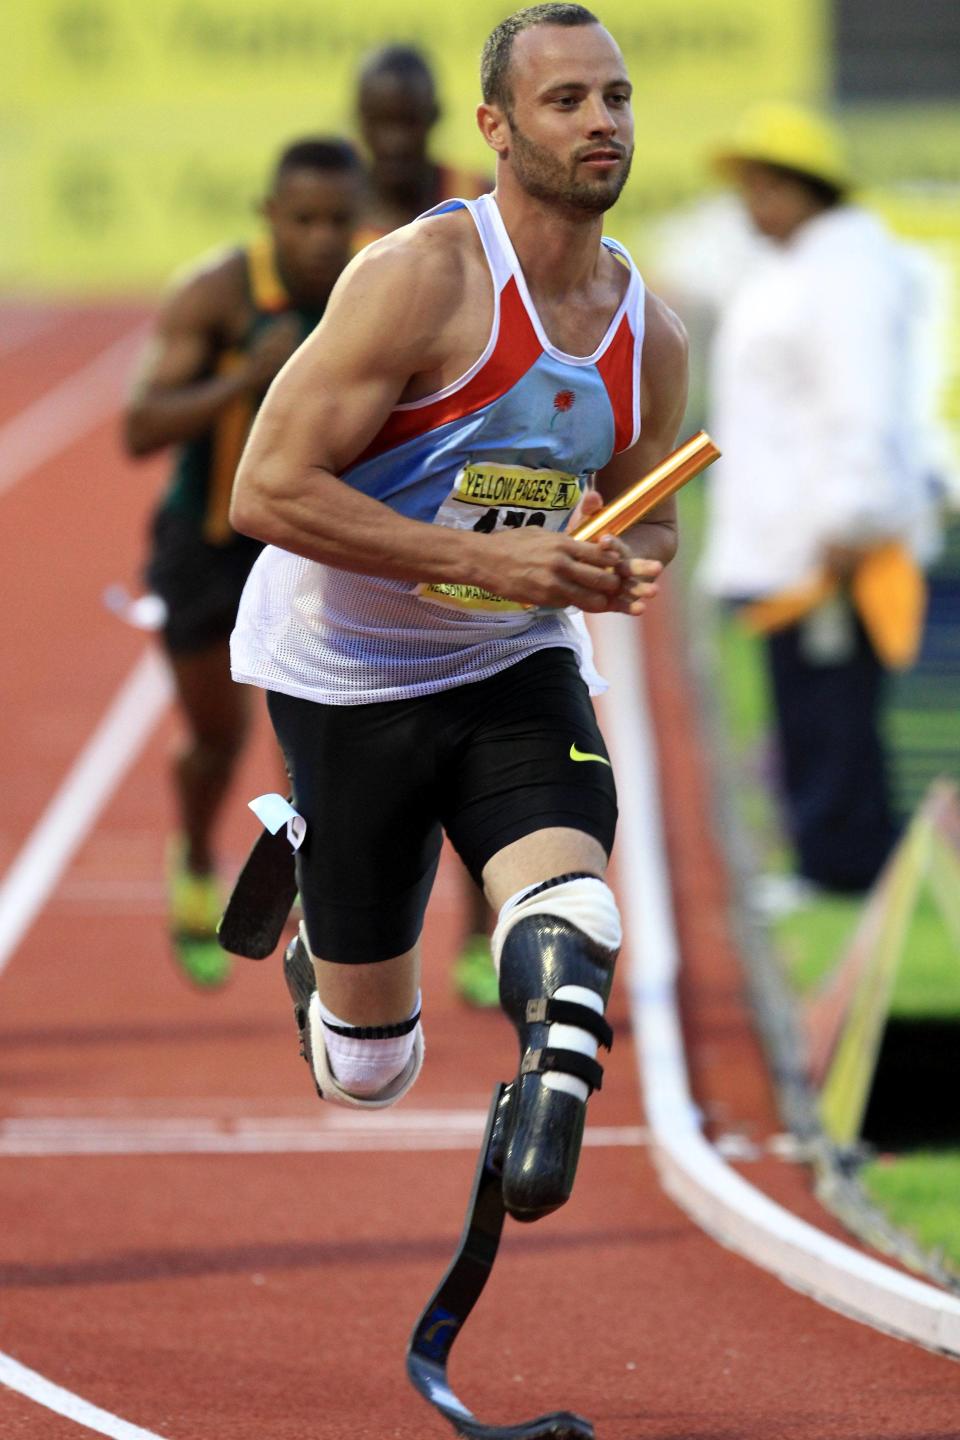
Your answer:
[306,993,424,1110]
[491,875,622,975]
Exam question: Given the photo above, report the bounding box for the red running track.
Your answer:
[0,306,957,1439]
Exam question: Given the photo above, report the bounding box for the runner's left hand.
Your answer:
[573,490,662,616]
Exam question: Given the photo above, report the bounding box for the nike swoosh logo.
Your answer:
[569,743,611,767]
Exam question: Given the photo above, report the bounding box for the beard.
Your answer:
[507,121,632,216]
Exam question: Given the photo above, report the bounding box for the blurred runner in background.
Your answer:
[355,43,490,247]
[699,104,942,905]
[355,43,499,1006]
[123,138,363,987]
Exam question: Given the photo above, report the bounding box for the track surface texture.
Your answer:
[1,305,957,1439]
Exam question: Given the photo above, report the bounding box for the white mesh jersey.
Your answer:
[231,193,646,705]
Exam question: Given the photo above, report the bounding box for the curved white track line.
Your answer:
[595,613,960,1358]
[0,1354,168,1439]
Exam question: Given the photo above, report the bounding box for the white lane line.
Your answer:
[0,1115,648,1157]
[0,648,171,978]
[594,614,960,1359]
[0,1353,168,1440]
[0,323,147,498]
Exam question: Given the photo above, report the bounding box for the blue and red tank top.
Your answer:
[231,192,646,705]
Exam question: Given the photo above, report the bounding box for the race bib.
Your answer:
[417,461,583,613]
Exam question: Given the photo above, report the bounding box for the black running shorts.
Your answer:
[267,646,618,964]
[145,507,263,655]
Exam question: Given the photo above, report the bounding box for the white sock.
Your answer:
[318,992,421,1100]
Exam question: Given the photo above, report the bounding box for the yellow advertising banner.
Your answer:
[1,0,827,293]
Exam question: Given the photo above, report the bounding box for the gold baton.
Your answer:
[571,429,721,541]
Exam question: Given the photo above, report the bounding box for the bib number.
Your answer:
[417,461,583,613]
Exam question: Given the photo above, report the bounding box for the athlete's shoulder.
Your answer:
[165,243,246,301]
[639,287,689,433]
[353,203,477,270]
[643,287,688,366]
[337,206,481,332]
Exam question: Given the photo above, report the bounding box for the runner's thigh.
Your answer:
[267,690,443,964]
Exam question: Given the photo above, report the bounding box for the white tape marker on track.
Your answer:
[0,647,171,977]
[0,323,147,498]
[594,613,960,1359]
[0,1352,169,1440]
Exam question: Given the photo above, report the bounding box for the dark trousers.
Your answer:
[765,607,898,892]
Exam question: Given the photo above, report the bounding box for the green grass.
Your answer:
[861,1152,960,1277]
[772,895,861,992]
[775,892,960,1016]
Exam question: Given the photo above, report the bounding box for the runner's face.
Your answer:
[266,169,362,301]
[502,24,633,215]
[358,74,439,189]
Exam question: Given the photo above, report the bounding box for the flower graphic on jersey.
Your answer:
[549,389,575,429]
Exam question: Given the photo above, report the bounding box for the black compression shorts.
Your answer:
[145,507,263,655]
[267,646,618,964]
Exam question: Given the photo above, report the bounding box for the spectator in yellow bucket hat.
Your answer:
[699,101,941,900]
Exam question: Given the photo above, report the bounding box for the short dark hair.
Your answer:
[272,138,363,188]
[481,4,600,109]
[358,43,437,100]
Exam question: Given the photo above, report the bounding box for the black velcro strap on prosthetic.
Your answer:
[525,998,613,1051]
[514,871,604,906]
[521,1047,605,1093]
[322,1009,421,1041]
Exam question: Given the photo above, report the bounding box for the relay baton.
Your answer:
[571,429,720,541]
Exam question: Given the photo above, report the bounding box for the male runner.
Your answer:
[355,43,498,1004]
[230,4,687,1221]
[123,138,363,987]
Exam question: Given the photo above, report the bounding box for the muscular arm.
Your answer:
[594,289,690,567]
[230,226,644,614]
[123,253,297,457]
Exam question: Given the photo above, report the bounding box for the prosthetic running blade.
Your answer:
[407,1082,594,1440]
[216,823,298,959]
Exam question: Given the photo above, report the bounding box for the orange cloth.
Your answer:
[245,234,290,313]
[738,541,926,670]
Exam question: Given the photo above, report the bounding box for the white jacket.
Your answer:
[700,206,941,599]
